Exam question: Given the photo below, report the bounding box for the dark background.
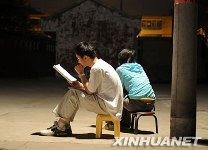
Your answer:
[0,0,208,83]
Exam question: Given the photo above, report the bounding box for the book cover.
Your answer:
[53,64,77,83]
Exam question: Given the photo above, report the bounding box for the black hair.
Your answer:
[118,49,136,65]
[74,41,97,58]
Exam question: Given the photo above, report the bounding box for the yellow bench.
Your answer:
[96,114,120,138]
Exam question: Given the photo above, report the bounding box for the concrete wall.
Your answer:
[41,0,140,75]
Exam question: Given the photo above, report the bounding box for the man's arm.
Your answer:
[78,74,93,94]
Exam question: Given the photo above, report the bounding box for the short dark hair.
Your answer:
[74,41,97,58]
[118,49,136,65]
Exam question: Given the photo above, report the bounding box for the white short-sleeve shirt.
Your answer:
[87,59,123,120]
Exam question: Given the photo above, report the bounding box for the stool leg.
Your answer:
[153,115,158,133]
[113,121,120,138]
[96,116,103,138]
[130,114,135,131]
[134,115,141,134]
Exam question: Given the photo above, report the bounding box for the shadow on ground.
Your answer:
[73,133,114,139]
[31,132,114,139]
[197,139,208,146]
[90,125,155,135]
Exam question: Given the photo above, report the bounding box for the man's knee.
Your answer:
[65,88,79,99]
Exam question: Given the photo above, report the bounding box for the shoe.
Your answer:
[40,121,72,137]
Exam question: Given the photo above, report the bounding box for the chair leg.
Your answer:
[134,115,141,134]
[132,113,158,134]
[113,121,120,138]
[96,116,103,138]
[130,114,135,131]
[153,115,158,133]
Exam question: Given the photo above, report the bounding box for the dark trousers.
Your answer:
[123,97,155,112]
[121,97,155,128]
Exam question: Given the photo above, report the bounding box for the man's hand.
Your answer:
[70,81,84,90]
[74,63,93,95]
[74,64,85,75]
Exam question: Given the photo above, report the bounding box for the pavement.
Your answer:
[0,77,207,150]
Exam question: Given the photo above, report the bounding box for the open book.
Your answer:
[53,64,77,83]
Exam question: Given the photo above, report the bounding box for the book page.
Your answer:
[53,64,77,83]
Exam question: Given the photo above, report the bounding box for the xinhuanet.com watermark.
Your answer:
[112,136,201,147]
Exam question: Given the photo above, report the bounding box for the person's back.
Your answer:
[116,49,156,128]
[116,63,155,99]
[88,59,123,120]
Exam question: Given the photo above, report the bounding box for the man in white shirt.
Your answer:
[40,41,123,136]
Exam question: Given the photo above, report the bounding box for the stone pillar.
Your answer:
[171,0,198,137]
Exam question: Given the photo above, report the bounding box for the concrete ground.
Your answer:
[0,77,207,150]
